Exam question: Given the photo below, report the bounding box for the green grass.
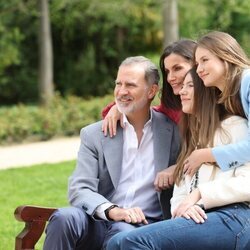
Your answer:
[0,160,76,250]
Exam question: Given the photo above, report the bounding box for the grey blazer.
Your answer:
[68,110,180,219]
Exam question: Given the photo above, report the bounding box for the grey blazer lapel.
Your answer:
[152,111,173,173]
[102,127,123,189]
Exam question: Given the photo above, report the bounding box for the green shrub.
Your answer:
[0,94,114,145]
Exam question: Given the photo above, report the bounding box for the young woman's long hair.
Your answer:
[195,31,250,118]
[174,67,226,185]
[159,39,197,110]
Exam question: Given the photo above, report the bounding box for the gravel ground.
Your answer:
[0,136,80,170]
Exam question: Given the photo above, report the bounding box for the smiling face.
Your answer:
[164,53,192,95]
[179,72,194,114]
[114,64,157,116]
[195,47,226,91]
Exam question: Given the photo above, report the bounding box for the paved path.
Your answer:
[0,137,80,170]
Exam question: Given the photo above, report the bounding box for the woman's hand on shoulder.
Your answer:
[102,104,123,137]
[183,148,215,176]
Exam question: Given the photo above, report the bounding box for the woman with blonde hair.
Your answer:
[184,31,250,176]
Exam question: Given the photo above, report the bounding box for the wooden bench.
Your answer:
[14,205,56,250]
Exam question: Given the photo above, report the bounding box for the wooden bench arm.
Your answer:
[14,205,57,250]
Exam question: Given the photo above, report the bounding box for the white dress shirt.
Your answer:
[96,111,161,220]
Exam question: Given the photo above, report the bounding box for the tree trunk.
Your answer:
[163,0,179,48]
[38,0,54,106]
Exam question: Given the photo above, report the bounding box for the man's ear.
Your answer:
[148,84,159,99]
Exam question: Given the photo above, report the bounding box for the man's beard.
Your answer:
[116,94,148,115]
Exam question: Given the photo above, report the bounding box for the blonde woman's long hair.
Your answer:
[195,31,250,117]
[174,67,227,185]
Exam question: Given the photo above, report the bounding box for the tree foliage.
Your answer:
[178,0,250,54]
[0,0,250,104]
[49,0,162,98]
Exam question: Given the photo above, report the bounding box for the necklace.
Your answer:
[189,170,199,193]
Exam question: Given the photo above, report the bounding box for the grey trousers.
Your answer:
[43,207,147,250]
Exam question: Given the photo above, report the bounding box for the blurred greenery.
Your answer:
[0,92,161,145]
[0,93,115,144]
[0,160,75,250]
[0,0,249,104]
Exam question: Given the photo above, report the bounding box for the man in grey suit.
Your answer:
[43,56,180,250]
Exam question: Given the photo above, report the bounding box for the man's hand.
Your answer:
[108,206,148,225]
[154,164,176,191]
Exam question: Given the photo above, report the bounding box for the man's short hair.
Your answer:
[120,56,160,86]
